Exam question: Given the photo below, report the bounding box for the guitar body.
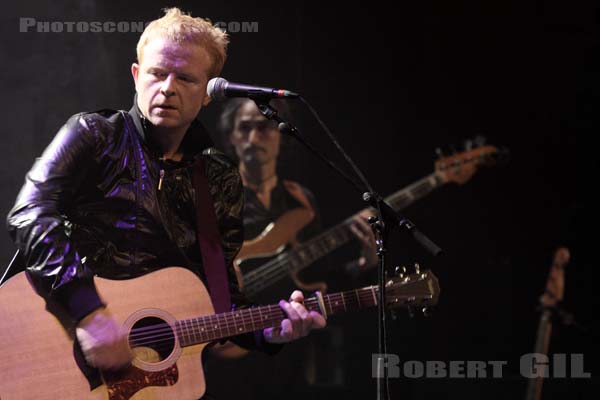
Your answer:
[235,207,314,261]
[0,267,213,400]
[233,207,326,305]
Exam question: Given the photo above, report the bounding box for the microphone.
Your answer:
[207,77,299,101]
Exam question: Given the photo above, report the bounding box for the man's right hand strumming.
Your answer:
[75,308,133,370]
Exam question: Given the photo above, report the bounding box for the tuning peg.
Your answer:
[413,262,421,275]
[394,265,407,277]
[422,307,432,317]
[407,306,415,319]
[435,147,444,158]
[474,136,486,147]
[463,139,473,151]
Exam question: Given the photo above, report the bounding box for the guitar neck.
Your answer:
[384,172,444,211]
[258,172,444,273]
[533,310,553,355]
[171,286,380,347]
[525,310,554,400]
[525,247,569,400]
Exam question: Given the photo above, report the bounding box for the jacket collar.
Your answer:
[128,95,214,160]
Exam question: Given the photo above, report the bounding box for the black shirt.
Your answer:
[242,179,321,241]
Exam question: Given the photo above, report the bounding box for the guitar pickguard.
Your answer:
[103,365,178,400]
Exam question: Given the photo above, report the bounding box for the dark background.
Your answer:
[0,1,594,399]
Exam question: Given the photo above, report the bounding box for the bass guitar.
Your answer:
[235,142,501,304]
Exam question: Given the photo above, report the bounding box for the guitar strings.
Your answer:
[241,221,354,292]
[129,288,404,350]
[127,287,398,347]
[127,304,284,338]
[128,288,386,344]
[127,304,288,347]
[125,290,387,349]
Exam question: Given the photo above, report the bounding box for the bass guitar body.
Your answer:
[235,246,327,304]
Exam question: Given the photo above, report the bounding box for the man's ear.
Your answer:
[131,63,140,90]
[203,94,212,106]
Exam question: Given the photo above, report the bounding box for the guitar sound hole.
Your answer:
[129,316,175,364]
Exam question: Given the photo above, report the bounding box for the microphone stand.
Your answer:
[251,97,442,400]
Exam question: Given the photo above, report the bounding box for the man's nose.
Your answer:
[160,74,177,97]
[247,128,263,143]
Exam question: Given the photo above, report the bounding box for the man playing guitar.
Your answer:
[5,8,325,400]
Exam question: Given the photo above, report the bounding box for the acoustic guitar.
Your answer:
[0,266,439,400]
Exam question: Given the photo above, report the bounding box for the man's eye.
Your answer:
[237,123,252,133]
[152,71,166,78]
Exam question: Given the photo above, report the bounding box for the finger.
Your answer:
[279,299,301,326]
[309,311,327,329]
[264,320,293,344]
[289,290,304,303]
[117,336,134,363]
[280,318,294,341]
[96,344,131,370]
[353,215,371,232]
[359,208,374,218]
[290,300,309,319]
[83,351,98,367]
[263,327,275,342]
[263,326,283,343]
[363,224,376,244]
[355,218,376,244]
[349,224,367,244]
[290,301,312,336]
[351,218,377,248]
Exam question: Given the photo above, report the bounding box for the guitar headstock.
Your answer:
[541,246,570,307]
[385,266,440,313]
[434,137,507,185]
[552,247,570,269]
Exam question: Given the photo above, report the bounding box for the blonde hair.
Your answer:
[136,8,229,79]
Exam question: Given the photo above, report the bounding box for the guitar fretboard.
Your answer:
[385,173,443,211]
[170,286,380,347]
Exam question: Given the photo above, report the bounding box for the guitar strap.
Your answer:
[192,157,231,314]
[282,180,315,212]
[122,109,231,313]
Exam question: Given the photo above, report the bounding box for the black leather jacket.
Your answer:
[6,102,271,350]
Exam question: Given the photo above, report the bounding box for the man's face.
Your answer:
[131,37,212,131]
[230,101,281,166]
